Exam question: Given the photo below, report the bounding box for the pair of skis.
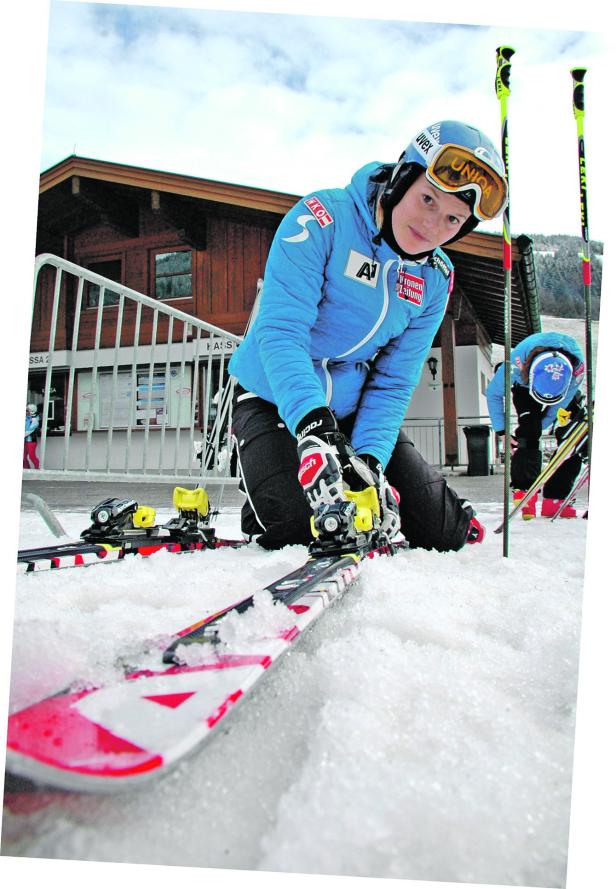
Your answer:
[18,487,245,573]
[7,493,402,793]
[494,418,588,534]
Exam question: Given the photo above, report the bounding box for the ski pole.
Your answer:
[495,45,515,556]
[571,67,593,472]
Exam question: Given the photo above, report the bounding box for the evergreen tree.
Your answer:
[525,234,602,320]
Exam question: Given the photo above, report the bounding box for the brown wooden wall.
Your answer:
[31,195,279,352]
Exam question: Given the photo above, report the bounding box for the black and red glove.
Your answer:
[295,407,401,539]
[296,406,378,507]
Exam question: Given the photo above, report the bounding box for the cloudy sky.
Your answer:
[29,0,613,240]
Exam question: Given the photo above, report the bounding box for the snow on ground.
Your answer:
[1,488,589,888]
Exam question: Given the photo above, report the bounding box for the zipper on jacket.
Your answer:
[335,258,396,359]
[321,359,333,404]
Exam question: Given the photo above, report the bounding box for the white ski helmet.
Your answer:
[528,351,574,405]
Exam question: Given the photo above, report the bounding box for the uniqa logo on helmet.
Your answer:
[447,155,496,201]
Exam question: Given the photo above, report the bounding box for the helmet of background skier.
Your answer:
[382,120,508,245]
[26,403,38,416]
[529,352,574,405]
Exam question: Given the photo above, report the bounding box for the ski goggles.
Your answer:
[426,144,508,220]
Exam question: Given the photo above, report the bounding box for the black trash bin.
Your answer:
[463,425,491,476]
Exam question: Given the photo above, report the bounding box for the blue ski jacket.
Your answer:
[228,163,454,467]
[25,415,39,442]
[486,331,585,432]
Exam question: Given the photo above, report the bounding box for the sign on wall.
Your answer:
[77,365,193,430]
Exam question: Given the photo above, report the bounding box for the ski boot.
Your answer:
[541,498,577,519]
[461,500,485,544]
[513,489,537,520]
[466,515,485,544]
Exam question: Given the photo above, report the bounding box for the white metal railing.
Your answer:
[26,254,244,482]
[401,416,497,469]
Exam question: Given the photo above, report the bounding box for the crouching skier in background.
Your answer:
[228,120,509,551]
[486,331,587,519]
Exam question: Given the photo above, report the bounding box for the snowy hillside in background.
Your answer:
[3,489,589,888]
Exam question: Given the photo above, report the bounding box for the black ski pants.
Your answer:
[511,384,583,498]
[232,390,472,552]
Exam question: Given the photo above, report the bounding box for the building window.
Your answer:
[153,250,192,300]
[85,258,123,307]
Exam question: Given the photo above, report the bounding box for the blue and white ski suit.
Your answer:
[228,162,454,467]
[486,332,585,433]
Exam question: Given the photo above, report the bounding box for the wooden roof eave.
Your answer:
[40,156,301,217]
[447,229,524,263]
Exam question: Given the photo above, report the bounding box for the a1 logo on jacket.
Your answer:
[344,249,380,288]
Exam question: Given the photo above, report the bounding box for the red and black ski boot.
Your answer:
[513,489,537,520]
[541,498,577,519]
[466,515,486,544]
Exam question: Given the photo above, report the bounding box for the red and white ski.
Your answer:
[6,535,399,793]
[18,535,245,573]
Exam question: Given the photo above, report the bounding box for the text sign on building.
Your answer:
[199,339,237,355]
[29,353,49,367]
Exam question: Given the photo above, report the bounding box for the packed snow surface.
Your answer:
[2,492,588,888]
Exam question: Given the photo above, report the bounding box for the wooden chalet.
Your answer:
[30,155,541,467]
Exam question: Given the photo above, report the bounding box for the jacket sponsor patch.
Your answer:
[447,268,455,296]
[282,214,317,243]
[304,196,333,228]
[344,249,380,288]
[396,270,424,305]
[573,361,585,378]
[282,196,333,243]
[430,252,453,283]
